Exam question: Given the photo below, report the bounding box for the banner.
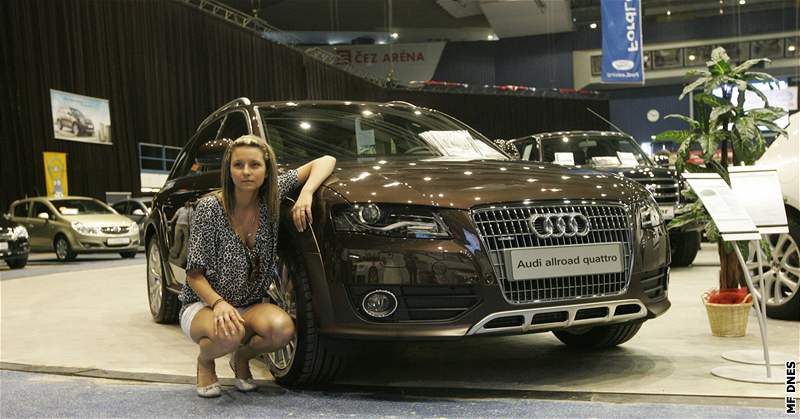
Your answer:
[50,89,112,145]
[320,42,445,85]
[601,0,644,84]
[43,152,68,197]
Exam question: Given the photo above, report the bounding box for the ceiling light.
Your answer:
[739,0,745,4]
[299,122,311,130]
[589,22,597,29]
[688,54,696,61]
[390,32,399,39]
[788,45,797,52]
[666,10,671,15]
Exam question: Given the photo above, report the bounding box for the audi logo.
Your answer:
[528,213,590,239]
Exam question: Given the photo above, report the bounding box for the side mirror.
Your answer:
[37,212,50,220]
[132,209,145,216]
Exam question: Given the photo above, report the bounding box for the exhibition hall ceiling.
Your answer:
[216,0,795,42]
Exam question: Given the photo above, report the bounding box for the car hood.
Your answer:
[324,158,648,209]
[60,214,134,226]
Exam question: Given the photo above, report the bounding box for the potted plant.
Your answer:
[655,47,787,336]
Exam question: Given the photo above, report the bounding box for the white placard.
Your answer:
[591,156,621,166]
[0,242,8,251]
[418,130,483,159]
[729,166,789,234]
[506,243,624,281]
[554,152,575,165]
[659,206,675,220]
[683,173,760,241]
[617,151,639,167]
[107,237,130,245]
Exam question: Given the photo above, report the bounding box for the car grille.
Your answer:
[470,203,633,305]
[101,226,130,235]
[640,177,679,205]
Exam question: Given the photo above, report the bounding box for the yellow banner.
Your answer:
[43,152,68,197]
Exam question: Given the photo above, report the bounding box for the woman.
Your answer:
[178,134,336,397]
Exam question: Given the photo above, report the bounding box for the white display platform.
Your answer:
[721,349,794,365]
[711,365,784,384]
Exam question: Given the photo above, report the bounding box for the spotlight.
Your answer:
[589,22,597,29]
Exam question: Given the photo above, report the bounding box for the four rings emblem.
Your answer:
[528,213,590,239]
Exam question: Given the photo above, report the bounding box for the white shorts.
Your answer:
[179,301,253,340]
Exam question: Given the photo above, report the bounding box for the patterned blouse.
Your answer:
[178,169,300,313]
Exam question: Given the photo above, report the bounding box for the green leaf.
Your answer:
[680,77,711,100]
[686,69,711,77]
[665,114,700,129]
[709,104,734,128]
[756,120,788,137]
[655,130,690,144]
[747,106,787,122]
[732,58,771,73]
[743,71,779,84]
[693,92,727,108]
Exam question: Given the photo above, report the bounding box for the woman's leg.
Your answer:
[231,303,295,378]
[189,307,246,386]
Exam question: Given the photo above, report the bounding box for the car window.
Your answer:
[217,112,249,143]
[112,202,129,214]
[31,202,53,218]
[50,199,114,215]
[174,118,224,178]
[12,202,30,218]
[540,136,652,167]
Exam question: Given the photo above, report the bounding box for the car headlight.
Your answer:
[129,221,139,235]
[639,198,663,229]
[11,225,28,240]
[71,221,101,235]
[332,204,452,239]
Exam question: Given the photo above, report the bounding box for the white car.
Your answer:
[752,111,799,320]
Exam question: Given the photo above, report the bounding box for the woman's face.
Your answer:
[230,146,267,192]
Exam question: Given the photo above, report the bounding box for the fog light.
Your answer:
[361,289,398,318]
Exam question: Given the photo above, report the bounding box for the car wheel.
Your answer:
[6,256,28,269]
[746,213,800,320]
[147,239,179,323]
[670,231,700,267]
[54,236,76,262]
[72,122,80,136]
[265,248,348,386]
[552,321,643,348]
[120,251,137,259]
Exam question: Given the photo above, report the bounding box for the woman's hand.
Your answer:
[291,190,313,232]
[212,300,245,337]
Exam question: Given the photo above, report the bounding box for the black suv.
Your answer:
[145,99,670,386]
[509,131,702,266]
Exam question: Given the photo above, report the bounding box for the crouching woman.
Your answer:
[178,134,335,397]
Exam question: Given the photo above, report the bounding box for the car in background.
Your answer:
[9,196,140,261]
[55,106,94,137]
[1,213,30,269]
[750,111,799,320]
[509,131,702,267]
[144,98,670,386]
[111,197,152,244]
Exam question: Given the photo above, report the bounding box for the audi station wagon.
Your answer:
[144,98,671,386]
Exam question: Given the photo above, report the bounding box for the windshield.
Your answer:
[537,135,652,168]
[259,104,508,163]
[51,199,114,215]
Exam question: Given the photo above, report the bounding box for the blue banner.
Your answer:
[601,0,644,83]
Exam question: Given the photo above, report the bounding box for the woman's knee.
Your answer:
[210,329,245,352]
[269,316,295,347]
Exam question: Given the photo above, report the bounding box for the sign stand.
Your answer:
[683,171,788,384]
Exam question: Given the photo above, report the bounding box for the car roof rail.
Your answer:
[197,97,252,132]
[386,100,416,107]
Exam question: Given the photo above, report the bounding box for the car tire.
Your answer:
[670,231,700,267]
[120,251,137,259]
[747,213,800,321]
[6,256,28,269]
[266,247,349,387]
[72,122,80,136]
[54,235,76,262]
[552,321,643,348]
[147,239,179,323]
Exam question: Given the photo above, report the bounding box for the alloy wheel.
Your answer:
[747,234,800,307]
[265,258,297,374]
[72,123,79,135]
[147,241,164,316]
[55,238,69,261]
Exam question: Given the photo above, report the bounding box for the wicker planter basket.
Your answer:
[702,292,753,337]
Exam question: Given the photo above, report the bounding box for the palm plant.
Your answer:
[656,47,787,289]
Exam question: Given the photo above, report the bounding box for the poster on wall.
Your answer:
[601,0,645,84]
[43,152,68,198]
[50,89,112,145]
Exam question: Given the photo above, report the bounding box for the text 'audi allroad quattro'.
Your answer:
[145,98,671,386]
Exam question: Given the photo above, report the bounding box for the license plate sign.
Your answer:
[0,242,7,251]
[107,237,130,245]
[659,206,675,220]
[506,243,624,281]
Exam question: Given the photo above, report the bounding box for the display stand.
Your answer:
[684,171,788,384]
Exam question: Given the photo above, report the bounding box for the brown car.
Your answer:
[144,98,670,386]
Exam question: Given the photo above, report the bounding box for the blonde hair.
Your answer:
[217,134,280,226]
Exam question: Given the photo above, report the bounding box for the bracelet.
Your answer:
[209,297,224,310]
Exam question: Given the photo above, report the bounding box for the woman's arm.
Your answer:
[292,155,336,232]
[186,269,244,336]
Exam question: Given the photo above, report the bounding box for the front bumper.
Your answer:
[72,232,139,253]
[0,238,30,259]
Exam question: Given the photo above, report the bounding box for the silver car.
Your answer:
[9,196,139,261]
[111,197,152,244]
